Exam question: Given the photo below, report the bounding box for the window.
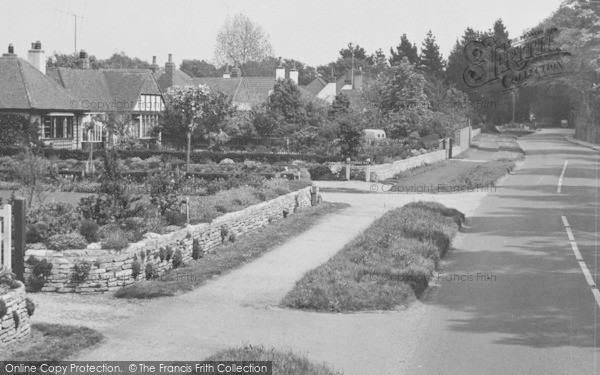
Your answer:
[41,116,73,139]
[138,114,158,138]
[82,120,103,142]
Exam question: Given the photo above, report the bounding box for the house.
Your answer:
[304,67,366,105]
[48,50,165,149]
[149,55,318,110]
[0,42,85,149]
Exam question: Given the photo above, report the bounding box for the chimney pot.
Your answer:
[8,44,14,54]
[168,54,172,63]
[152,56,157,64]
[35,40,41,50]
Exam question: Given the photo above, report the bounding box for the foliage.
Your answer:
[71,259,92,283]
[172,249,183,269]
[214,13,274,65]
[328,93,350,120]
[131,260,141,279]
[26,202,80,244]
[79,220,100,242]
[26,298,35,316]
[0,114,40,147]
[26,256,53,292]
[13,310,20,329]
[45,233,88,250]
[180,59,219,77]
[0,270,20,289]
[192,239,203,260]
[0,300,5,318]
[9,148,52,208]
[165,246,174,262]
[419,30,446,78]
[145,263,158,280]
[100,230,130,250]
[390,34,420,66]
[336,116,364,158]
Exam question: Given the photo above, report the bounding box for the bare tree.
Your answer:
[214,13,274,66]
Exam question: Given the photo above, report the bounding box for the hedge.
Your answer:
[0,147,341,164]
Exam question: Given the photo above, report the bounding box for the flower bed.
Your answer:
[24,186,315,293]
[0,281,32,346]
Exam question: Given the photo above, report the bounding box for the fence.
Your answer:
[0,204,11,271]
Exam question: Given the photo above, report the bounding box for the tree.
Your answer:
[492,19,509,44]
[390,34,419,66]
[328,93,350,119]
[267,79,304,126]
[160,85,235,171]
[0,114,40,147]
[180,59,219,77]
[46,52,101,69]
[214,13,274,66]
[101,52,150,69]
[367,48,389,76]
[339,43,368,60]
[419,30,446,78]
[336,116,364,158]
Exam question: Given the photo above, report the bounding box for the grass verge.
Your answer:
[206,344,342,375]
[0,323,103,360]
[445,159,517,189]
[281,201,463,312]
[114,202,350,299]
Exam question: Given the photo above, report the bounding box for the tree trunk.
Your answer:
[186,131,191,173]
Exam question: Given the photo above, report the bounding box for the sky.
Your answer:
[0,0,566,68]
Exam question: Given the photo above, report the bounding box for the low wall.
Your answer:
[24,187,313,293]
[369,150,447,181]
[0,282,31,346]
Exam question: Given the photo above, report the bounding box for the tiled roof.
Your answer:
[154,68,194,92]
[192,77,317,107]
[0,54,77,111]
[51,68,162,112]
[304,77,327,96]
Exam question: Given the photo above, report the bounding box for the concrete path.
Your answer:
[73,189,487,374]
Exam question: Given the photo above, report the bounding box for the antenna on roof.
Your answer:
[55,8,85,53]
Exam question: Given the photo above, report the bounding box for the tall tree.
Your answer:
[339,43,368,60]
[214,13,274,66]
[389,34,419,66]
[419,30,446,78]
[492,18,509,44]
[180,59,219,77]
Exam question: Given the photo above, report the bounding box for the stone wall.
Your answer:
[0,282,31,346]
[369,150,447,181]
[471,128,481,139]
[24,187,313,293]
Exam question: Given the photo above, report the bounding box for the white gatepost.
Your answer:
[0,204,12,271]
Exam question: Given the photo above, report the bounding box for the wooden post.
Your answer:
[345,158,351,181]
[1,204,11,272]
[13,198,26,281]
[365,158,371,182]
[310,184,319,206]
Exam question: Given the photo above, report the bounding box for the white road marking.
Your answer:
[561,215,599,309]
[557,160,568,193]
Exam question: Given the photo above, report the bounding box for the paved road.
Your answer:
[397,128,600,374]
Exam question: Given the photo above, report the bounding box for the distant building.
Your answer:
[364,129,386,141]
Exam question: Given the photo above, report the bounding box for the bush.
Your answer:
[131,260,141,279]
[101,231,130,250]
[165,246,173,262]
[26,202,81,244]
[79,220,100,242]
[145,263,158,280]
[26,256,53,292]
[0,300,6,318]
[71,259,92,283]
[25,298,35,316]
[45,233,88,250]
[172,249,183,269]
[192,239,202,260]
[13,310,19,329]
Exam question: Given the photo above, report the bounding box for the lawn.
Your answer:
[0,323,103,360]
[114,202,350,299]
[206,345,342,375]
[281,201,464,312]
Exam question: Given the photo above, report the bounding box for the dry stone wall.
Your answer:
[24,187,313,293]
[0,282,31,346]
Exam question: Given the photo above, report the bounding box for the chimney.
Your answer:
[222,64,231,78]
[275,57,285,81]
[353,67,363,90]
[165,53,175,79]
[289,61,298,85]
[77,50,90,69]
[150,56,159,73]
[3,44,15,57]
[27,41,46,73]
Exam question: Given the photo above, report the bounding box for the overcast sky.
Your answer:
[0,0,565,68]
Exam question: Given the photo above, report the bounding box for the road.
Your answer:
[396,128,600,374]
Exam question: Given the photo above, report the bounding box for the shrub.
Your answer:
[220,226,229,243]
[0,300,6,318]
[228,232,236,243]
[72,259,92,283]
[131,260,141,279]
[101,231,130,250]
[159,248,166,261]
[13,310,19,329]
[172,249,183,269]
[25,298,35,316]
[0,270,20,289]
[165,246,173,262]
[145,263,158,280]
[192,239,202,260]
[45,232,88,250]
[26,202,80,243]
[79,220,99,242]
[26,256,53,292]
